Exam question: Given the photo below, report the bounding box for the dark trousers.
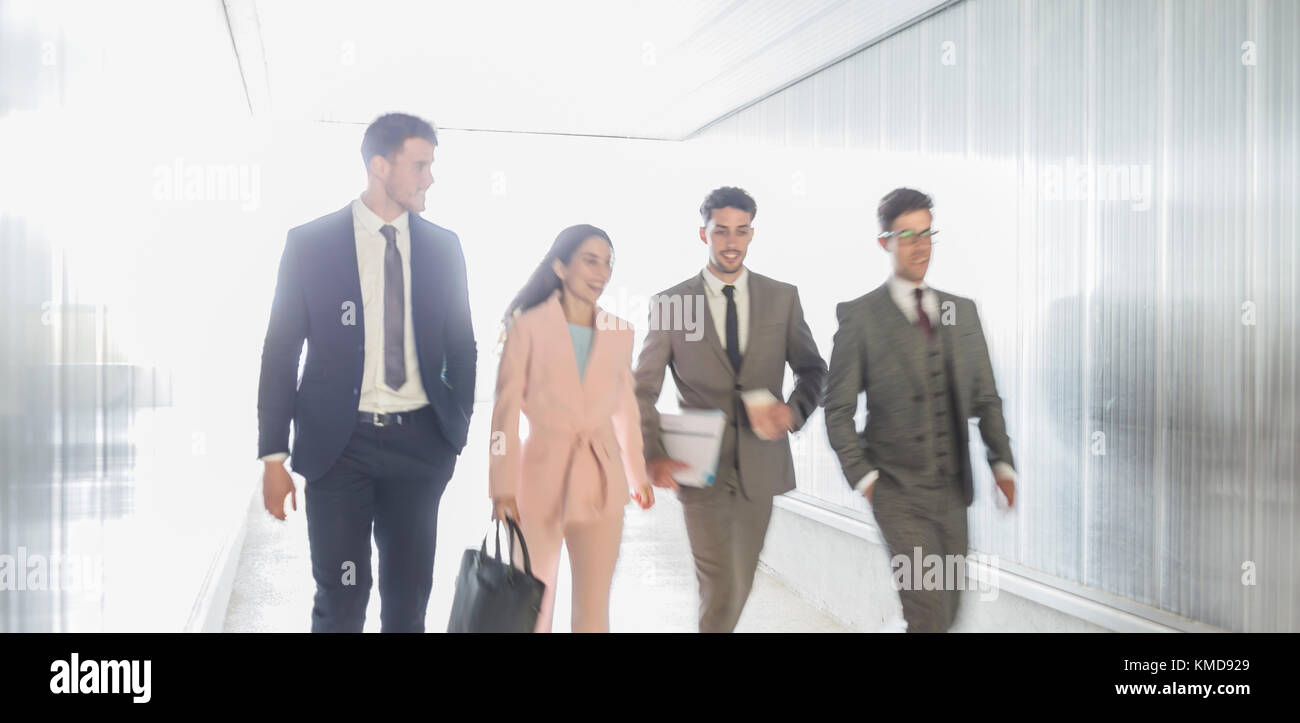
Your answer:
[304,407,455,633]
[871,474,968,633]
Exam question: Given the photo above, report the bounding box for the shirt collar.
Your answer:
[352,196,410,240]
[701,266,749,297]
[887,273,929,304]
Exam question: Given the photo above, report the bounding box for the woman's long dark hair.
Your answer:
[501,224,613,326]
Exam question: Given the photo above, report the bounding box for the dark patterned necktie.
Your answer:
[723,284,742,372]
[914,287,934,339]
[380,224,406,390]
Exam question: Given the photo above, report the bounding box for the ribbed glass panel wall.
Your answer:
[692,0,1297,632]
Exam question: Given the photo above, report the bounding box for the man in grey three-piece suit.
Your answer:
[825,187,1017,633]
[634,187,828,633]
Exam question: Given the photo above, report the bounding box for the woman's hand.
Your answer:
[631,482,655,510]
[492,496,520,522]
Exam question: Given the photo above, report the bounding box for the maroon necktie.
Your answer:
[914,288,934,339]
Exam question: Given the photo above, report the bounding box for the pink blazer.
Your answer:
[489,291,648,524]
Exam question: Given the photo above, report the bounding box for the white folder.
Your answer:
[660,409,727,488]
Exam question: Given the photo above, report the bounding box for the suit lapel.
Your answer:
[690,273,737,376]
[407,211,425,300]
[406,213,432,377]
[407,212,444,340]
[584,306,614,394]
[935,290,967,406]
[543,292,587,403]
[331,204,365,342]
[737,272,766,383]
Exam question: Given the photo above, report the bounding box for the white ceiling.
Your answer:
[240,0,948,139]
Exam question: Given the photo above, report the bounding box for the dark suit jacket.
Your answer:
[256,203,477,481]
[824,282,1014,506]
[633,270,827,500]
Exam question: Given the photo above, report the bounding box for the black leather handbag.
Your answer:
[447,517,546,633]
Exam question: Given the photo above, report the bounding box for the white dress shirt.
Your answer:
[260,197,429,464]
[855,275,1016,497]
[351,196,429,415]
[888,273,940,327]
[700,267,777,409]
[700,265,750,355]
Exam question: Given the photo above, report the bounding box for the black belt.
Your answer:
[357,408,424,427]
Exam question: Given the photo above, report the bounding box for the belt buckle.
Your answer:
[372,412,386,427]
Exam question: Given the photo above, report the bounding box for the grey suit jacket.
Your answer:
[633,270,828,500]
[824,282,1015,507]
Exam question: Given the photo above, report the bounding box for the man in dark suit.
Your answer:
[257,113,476,633]
[824,187,1016,633]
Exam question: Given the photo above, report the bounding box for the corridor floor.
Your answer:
[224,406,850,633]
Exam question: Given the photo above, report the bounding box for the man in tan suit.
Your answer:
[634,186,827,633]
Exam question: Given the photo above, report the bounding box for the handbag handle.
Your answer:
[478,517,535,578]
[503,516,534,577]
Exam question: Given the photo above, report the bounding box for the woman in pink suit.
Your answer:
[489,224,654,633]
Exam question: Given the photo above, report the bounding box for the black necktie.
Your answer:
[380,224,406,390]
[914,287,934,340]
[723,284,742,372]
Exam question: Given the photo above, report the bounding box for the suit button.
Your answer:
[353,388,359,395]
[913,395,922,402]
[915,435,924,442]
[734,384,742,391]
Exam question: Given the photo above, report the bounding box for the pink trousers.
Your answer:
[513,506,625,633]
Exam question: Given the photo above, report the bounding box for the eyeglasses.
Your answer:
[877,229,939,247]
